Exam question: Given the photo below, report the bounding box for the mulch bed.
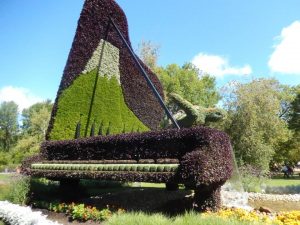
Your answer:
[33,209,100,225]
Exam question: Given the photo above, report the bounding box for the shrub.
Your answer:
[0,152,10,166]
[49,202,119,222]
[239,165,268,192]
[5,176,31,205]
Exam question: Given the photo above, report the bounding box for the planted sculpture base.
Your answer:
[23,126,234,211]
[194,185,222,211]
[58,179,84,202]
[166,182,179,191]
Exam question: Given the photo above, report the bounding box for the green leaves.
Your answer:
[157,63,220,108]
[224,78,292,171]
[0,101,19,151]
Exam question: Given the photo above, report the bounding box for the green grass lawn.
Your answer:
[0,173,13,182]
[0,173,13,201]
[104,212,265,225]
[266,176,300,187]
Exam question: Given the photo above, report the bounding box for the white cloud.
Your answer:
[192,53,252,78]
[268,21,300,74]
[0,86,42,112]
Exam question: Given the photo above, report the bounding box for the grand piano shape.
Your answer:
[25,0,234,211]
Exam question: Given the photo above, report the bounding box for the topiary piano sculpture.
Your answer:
[21,0,233,211]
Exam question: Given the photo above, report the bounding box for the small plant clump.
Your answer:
[49,202,125,222]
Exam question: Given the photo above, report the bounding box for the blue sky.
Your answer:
[0,0,299,111]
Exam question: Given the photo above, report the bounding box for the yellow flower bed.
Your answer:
[275,211,300,225]
[204,208,300,225]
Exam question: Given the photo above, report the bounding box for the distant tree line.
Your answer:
[0,100,52,166]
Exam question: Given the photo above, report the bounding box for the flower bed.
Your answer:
[204,208,300,225]
[0,201,62,225]
[49,202,125,222]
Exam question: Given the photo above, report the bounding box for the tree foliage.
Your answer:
[21,100,52,136]
[276,85,300,163]
[137,40,220,108]
[137,40,160,71]
[224,78,291,171]
[288,85,300,131]
[157,63,221,108]
[0,101,53,166]
[3,101,53,165]
[0,101,19,151]
[269,85,300,164]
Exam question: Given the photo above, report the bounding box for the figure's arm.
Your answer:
[168,93,198,118]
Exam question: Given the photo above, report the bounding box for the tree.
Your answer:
[0,101,19,151]
[157,63,221,108]
[224,78,291,171]
[272,85,300,164]
[288,86,300,131]
[9,135,40,164]
[137,40,160,70]
[137,40,220,108]
[21,100,52,138]
[9,101,52,164]
[281,86,300,163]
[29,105,52,140]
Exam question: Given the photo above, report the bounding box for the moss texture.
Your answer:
[49,69,148,140]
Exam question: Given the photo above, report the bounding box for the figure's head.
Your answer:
[205,108,227,123]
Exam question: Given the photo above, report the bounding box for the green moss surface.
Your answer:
[49,69,149,140]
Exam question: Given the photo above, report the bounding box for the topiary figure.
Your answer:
[168,92,226,128]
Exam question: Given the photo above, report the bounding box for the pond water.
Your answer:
[249,200,300,212]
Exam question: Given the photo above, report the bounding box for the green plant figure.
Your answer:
[168,92,226,127]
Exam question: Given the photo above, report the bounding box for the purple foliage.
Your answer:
[40,126,233,186]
